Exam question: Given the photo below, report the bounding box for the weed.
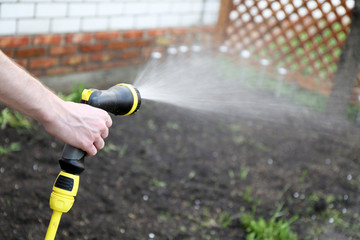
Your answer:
[57,83,85,102]
[218,211,233,228]
[102,143,128,158]
[0,108,32,130]
[299,170,308,183]
[241,204,298,240]
[0,142,21,155]
[239,167,250,180]
[188,171,196,179]
[150,178,167,190]
[166,121,180,130]
[228,169,235,179]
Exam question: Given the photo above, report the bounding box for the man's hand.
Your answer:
[43,101,113,156]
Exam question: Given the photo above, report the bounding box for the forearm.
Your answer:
[0,50,59,124]
[0,50,112,156]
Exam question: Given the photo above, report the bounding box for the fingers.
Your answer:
[93,137,105,151]
[100,127,109,139]
[87,145,97,157]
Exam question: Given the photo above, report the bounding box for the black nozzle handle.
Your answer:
[58,144,86,175]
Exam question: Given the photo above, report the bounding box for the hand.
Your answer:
[42,101,113,156]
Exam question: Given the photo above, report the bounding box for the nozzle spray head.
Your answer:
[81,83,141,116]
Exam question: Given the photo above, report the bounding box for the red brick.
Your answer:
[121,50,140,59]
[130,58,146,66]
[108,41,130,50]
[91,52,114,62]
[15,48,46,58]
[15,59,28,68]
[50,45,77,56]
[46,67,74,76]
[80,43,104,53]
[2,49,14,58]
[95,31,120,41]
[33,35,62,45]
[133,40,152,48]
[29,58,59,69]
[77,64,100,72]
[123,30,143,39]
[0,36,30,48]
[66,33,92,43]
[148,29,167,37]
[170,28,188,36]
[62,55,88,66]
[29,70,42,78]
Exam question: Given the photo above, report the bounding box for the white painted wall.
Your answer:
[0,0,220,35]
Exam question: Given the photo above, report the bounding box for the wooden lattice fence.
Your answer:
[216,0,359,98]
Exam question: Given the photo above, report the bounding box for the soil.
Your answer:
[1,97,360,240]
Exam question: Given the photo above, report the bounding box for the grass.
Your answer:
[0,142,21,155]
[241,204,298,240]
[57,83,85,102]
[0,108,32,130]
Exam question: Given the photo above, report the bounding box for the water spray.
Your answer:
[276,67,288,97]
[44,83,141,240]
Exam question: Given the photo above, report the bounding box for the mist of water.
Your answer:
[134,45,318,124]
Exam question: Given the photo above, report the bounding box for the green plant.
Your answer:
[0,108,32,130]
[218,211,233,228]
[0,142,21,155]
[241,205,298,240]
[299,169,308,183]
[57,83,85,102]
[239,167,250,180]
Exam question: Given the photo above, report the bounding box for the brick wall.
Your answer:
[0,0,219,78]
[0,27,215,77]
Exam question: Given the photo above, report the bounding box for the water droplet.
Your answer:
[51,142,57,148]
[0,168,4,173]
[241,49,250,59]
[149,233,155,239]
[167,47,177,55]
[300,194,305,200]
[14,184,19,190]
[194,199,201,205]
[120,228,125,234]
[342,208,347,214]
[329,217,334,223]
[179,45,189,53]
[260,58,270,66]
[347,174,352,181]
[325,159,331,165]
[329,203,334,209]
[33,164,38,171]
[311,215,316,220]
[277,67,288,75]
[293,192,299,198]
[218,45,228,53]
[151,52,162,59]
[344,194,349,201]
[143,195,149,201]
[267,158,273,165]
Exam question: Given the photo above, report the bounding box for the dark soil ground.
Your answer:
[1,96,360,240]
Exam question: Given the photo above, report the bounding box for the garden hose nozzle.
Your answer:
[45,83,141,240]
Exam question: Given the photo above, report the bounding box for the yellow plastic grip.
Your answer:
[117,83,139,116]
[81,89,93,102]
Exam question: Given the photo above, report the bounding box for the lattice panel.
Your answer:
[220,0,356,95]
